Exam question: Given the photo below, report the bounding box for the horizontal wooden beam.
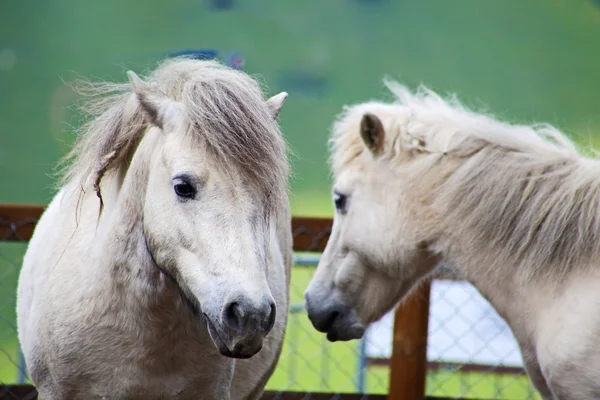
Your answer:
[262,392,387,400]
[289,216,332,252]
[0,386,458,400]
[0,206,469,282]
[0,204,333,252]
[0,204,45,242]
[368,358,527,376]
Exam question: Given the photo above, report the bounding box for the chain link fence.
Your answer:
[0,212,540,399]
[0,215,36,400]
[363,269,540,399]
[425,274,537,399]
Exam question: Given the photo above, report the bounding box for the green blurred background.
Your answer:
[1,0,600,398]
[2,0,600,213]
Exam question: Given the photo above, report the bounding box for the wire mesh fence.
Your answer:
[362,269,541,399]
[425,275,537,399]
[0,209,540,399]
[0,213,37,400]
[266,256,390,397]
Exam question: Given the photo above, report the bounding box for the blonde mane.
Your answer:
[332,81,600,279]
[60,58,288,208]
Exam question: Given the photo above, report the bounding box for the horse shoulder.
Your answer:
[531,270,600,397]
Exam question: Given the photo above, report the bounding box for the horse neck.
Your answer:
[94,128,167,296]
[431,149,600,330]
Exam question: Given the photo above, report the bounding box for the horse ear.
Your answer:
[127,71,181,130]
[360,113,385,155]
[266,92,288,120]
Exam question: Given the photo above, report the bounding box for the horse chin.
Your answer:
[326,320,366,342]
[203,314,262,359]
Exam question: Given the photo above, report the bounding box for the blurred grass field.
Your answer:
[2,1,600,205]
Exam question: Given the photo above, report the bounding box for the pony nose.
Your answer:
[222,296,276,336]
[305,294,340,333]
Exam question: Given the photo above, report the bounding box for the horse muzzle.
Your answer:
[204,295,276,359]
[305,292,365,342]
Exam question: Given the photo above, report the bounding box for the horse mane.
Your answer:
[332,81,600,279]
[59,58,288,209]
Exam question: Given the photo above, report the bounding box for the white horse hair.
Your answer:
[305,81,600,399]
[17,58,292,400]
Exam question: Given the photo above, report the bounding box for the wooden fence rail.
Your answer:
[0,204,431,400]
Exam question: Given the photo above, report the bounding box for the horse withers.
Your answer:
[305,82,600,399]
[17,59,292,399]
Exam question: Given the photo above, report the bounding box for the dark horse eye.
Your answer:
[333,191,347,213]
[174,179,196,199]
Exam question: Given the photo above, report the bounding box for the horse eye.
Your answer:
[174,180,196,199]
[333,191,347,213]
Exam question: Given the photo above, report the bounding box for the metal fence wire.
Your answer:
[424,272,538,399]
[363,267,541,400]
[0,213,540,399]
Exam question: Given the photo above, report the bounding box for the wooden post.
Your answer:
[388,281,432,400]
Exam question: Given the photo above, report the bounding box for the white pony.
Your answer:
[17,58,292,400]
[305,81,600,400]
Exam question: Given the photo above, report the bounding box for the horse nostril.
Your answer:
[263,301,276,334]
[223,298,275,335]
[322,310,339,332]
[224,301,244,332]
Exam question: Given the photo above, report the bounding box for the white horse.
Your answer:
[305,81,600,400]
[17,58,292,400]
